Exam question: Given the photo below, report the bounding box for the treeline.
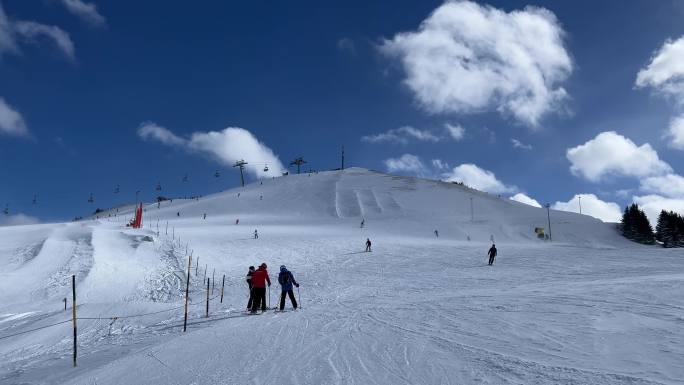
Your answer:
[621,203,684,247]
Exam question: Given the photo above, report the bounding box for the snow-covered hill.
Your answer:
[1,168,682,384]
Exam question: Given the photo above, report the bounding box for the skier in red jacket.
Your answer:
[250,263,271,313]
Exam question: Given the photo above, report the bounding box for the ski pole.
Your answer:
[297,286,301,310]
[268,285,271,309]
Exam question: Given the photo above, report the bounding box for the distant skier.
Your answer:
[360,219,365,228]
[278,265,299,311]
[203,213,207,220]
[250,263,271,313]
[235,218,239,225]
[487,244,497,266]
[365,238,372,252]
[237,193,241,198]
[177,212,180,217]
[254,229,258,239]
[434,230,439,237]
[246,266,255,310]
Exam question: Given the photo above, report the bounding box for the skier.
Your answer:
[246,266,255,310]
[487,244,497,265]
[434,230,439,237]
[360,219,365,228]
[250,263,271,313]
[278,265,299,311]
[365,238,372,252]
[203,213,206,220]
[235,218,239,225]
[254,229,258,239]
[177,212,180,217]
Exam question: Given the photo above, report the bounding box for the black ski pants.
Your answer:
[247,284,254,309]
[279,290,298,310]
[251,287,267,312]
[488,255,495,265]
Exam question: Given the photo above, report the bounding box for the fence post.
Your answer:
[72,275,77,367]
[205,278,210,318]
[220,274,225,303]
[195,257,199,276]
[203,264,207,282]
[63,297,67,310]
[183,255,192,332]
[211,269,215,295]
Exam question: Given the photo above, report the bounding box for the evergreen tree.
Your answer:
[620,204,654,244]
[655,210,684,248]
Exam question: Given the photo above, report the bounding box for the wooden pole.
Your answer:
[211,269,215,295]
[220,274,225,303]
[195,257,199,276]
[203,264,207,282]
[183,255,192,332]
[205,278,210,318]
[72,275,77,367]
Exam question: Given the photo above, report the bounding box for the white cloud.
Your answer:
[337,37,356,55]
[445,123,464,141]
[362,126,440,144]
[566,131,671,182]
[138,121,185,146]
[510,193,541,207]
[431,158,449,170]
[137,122,285,178]
[442,163,516,194]
[511,138,532,150]
[380,0,572,127]
[640,174,684,198]
[60,0,106,27]
[0,3,17,56]
[0,97,28,136]
[0,213,40,226]
[13,21,74,60]
[0,3,74,60]
[668,114,684,149]
[636,36,684,151]
[633,194,684,228]
[636,36,684,102]
[384,154,427,175]
[553,194,621,223]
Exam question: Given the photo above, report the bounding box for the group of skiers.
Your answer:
[245,263,299,313]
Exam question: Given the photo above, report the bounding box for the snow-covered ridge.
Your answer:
[3,167,679,385]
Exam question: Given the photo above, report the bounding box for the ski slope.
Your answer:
[1,168,682,384]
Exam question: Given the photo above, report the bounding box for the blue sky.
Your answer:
[1,0,684,224]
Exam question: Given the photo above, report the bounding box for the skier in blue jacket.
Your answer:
[278,265,299,311]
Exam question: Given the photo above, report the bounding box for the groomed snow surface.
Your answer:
[1,168,682,384]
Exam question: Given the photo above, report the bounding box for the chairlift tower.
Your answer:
[233,160,248,187]
[290,157,307,174]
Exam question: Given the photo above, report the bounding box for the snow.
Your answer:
[0,168,682,384]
